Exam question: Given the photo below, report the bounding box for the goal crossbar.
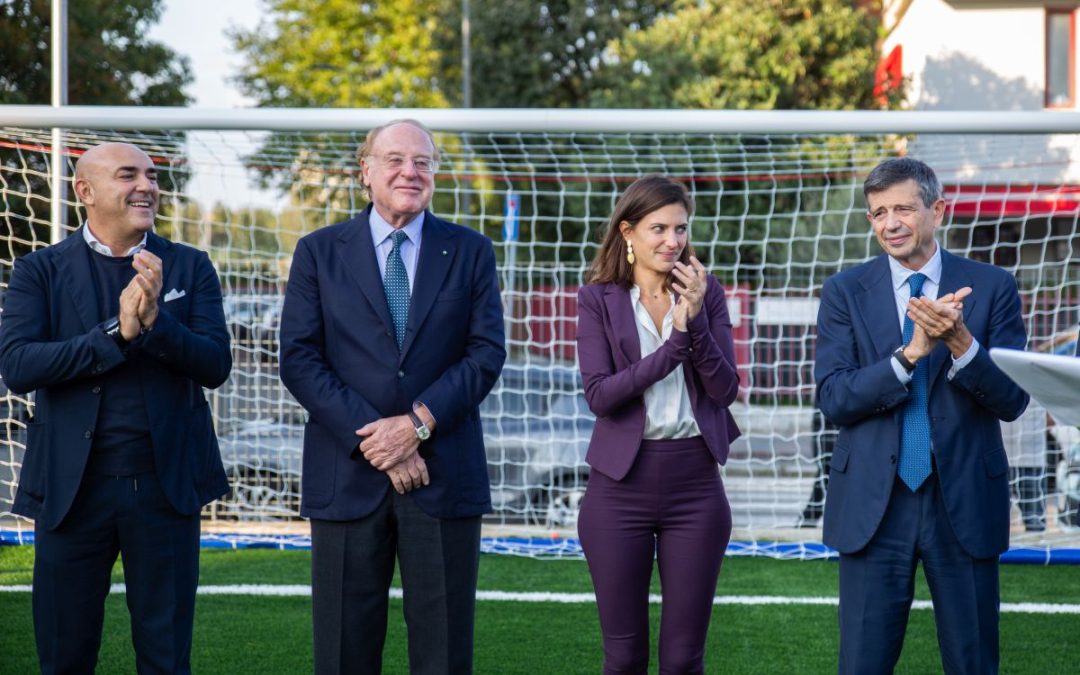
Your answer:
[5,105,1080,134]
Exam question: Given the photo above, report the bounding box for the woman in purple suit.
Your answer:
[576,175,741,674]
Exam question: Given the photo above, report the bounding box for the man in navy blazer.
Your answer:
[815,158,1028,674]
[279,119,505,674]
[0,143,231,674]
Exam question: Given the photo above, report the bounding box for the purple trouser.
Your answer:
[578,436,732,675]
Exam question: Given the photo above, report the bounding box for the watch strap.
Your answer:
[407,410,429,438]
[103,316,129,350]
[892,346,916,373]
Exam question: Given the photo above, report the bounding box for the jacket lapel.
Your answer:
[603,284,641,364]
[54,226,107,331]
[336,207,396,336]
[400,211,456,359]
[144,231,174,296]
[854,255,901,362]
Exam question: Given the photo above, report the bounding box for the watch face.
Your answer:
[416,426,431,441]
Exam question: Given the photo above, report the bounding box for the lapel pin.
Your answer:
[442,250,448,255]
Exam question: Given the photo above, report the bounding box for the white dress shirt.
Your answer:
[888,245,979,383]
[630,285,701,440]
[369,208,424,291]
[83,222,146,257]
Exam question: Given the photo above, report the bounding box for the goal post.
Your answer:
[1,107,1078,560]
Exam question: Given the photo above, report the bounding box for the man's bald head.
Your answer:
[73,142,160,246]
[74,142,152,183]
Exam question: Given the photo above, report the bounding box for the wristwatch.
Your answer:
[892,346,916,373]
[407,410,432,441]
[102,316,129,351]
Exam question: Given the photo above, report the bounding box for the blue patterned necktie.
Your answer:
[898,272,931,491]
[384,230,410,351]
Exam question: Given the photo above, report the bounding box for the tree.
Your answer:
[437,1,675,108]
[230,0,448,109]
[0,0,193,257]
[586,0,900,282]
[228,0,450,205]
[0,0,192,106]
[590,0,890,111]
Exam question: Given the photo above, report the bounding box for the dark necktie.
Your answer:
[384,230,409,351]
[898,272,931,491]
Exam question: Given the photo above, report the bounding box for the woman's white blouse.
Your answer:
[630,285,701,440]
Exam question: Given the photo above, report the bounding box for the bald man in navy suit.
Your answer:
[0,143,231,674]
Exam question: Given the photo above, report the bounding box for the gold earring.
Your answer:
[625,240,635,265]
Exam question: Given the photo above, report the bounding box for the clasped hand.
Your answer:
[118,250,163,341]
[671,256,707,332]
[356,416,430,494]
[906,286,974,359]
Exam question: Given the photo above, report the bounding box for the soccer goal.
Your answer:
[1,107,1078,560]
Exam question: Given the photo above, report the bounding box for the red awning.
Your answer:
[945,184,1080,218]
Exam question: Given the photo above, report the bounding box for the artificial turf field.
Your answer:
[1,546,1077,673]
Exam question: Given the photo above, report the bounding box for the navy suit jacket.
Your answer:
[576,276,742,481]
[278,206,506,521]
[0,228,232,530]
[815,250,1028,559]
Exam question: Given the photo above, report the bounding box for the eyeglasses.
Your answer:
[369,155,439,174]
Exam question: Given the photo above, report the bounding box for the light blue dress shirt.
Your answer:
[369,208,424,291]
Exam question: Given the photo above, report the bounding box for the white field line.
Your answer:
[1,584,1079,615]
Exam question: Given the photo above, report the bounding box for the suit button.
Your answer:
[92,386,101,394]
[890,455,896,464]
[397,370,405,379]
[84,430,93,439]
[386,330,392,337]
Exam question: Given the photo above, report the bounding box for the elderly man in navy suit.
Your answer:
[279,119,506,674]
[0,142,231,674]
[815,158,1028,674]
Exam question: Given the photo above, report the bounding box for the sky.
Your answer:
[151,0,260,109]
[149,0,275,210]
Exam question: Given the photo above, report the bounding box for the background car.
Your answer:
[0,381,30,516]
[211,410,304,520]
[1042,328,1080,528]
[480,361,592,529]
[222,293,284,363]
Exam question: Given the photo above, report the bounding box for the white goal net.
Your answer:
[1,109,1078,559]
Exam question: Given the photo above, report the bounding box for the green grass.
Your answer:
[1,546,1078,673]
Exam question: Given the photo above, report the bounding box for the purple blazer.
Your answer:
[576,276,742,481]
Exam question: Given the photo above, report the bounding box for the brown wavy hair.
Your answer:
[586,174,695,288]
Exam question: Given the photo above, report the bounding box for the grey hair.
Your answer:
[863,157,943,208]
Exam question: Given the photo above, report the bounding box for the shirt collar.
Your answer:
[83,222,147,258]
[888,243,942,292]
[370,207,425,246]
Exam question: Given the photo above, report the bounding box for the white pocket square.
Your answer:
[164,288,187,302]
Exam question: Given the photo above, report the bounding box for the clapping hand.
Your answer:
[907,286,974,358]
[671,256,707,332]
